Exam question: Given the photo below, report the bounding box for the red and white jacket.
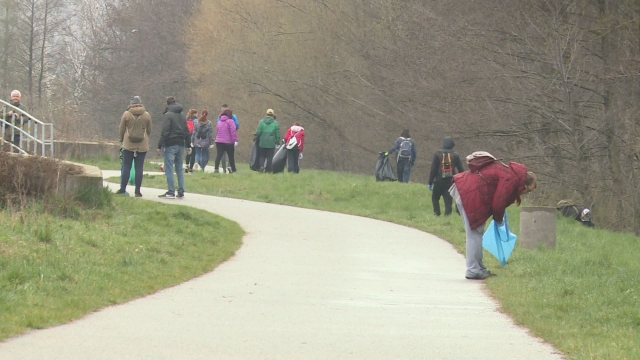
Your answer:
[284,125,305,152]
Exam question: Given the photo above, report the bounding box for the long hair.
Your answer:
[186,109,197,119]
[222,108,233,118]
[515,171,537,206]
[198,109,209,123]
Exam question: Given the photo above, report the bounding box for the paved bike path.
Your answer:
[0,171,563,359]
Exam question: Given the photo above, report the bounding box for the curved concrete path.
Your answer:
[0,170,564,360]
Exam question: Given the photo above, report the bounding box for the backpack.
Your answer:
[398,138,413,159]
[127,115,145,143]
[186,119,195,134]
[441,152,453,178]
[286,133,298,149]
[196,123,208,139]
[466,151,501,172]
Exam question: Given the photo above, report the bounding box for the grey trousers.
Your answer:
[450,184,487,277]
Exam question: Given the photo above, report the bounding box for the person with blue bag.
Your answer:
[448,151,537,280]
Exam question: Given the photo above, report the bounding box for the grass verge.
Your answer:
[0,191,243,340]
[111,163,640,360]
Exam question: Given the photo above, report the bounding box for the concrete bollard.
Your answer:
[519,207,556,249]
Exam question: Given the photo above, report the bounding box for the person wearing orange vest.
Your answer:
[428,137,464,216]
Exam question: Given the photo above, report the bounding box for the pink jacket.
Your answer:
[215,115,238,144]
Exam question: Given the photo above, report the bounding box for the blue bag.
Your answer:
[482,213,517,266]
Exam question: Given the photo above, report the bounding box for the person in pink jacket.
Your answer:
[214,108,238,173]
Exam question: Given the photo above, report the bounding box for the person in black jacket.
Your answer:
[156,96,191,199]
[428,136,464,216]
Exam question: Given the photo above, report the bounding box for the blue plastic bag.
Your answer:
[482,213,517,266]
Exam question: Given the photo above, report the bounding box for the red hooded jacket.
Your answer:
[284,125,305,152]
[452,161,528,229]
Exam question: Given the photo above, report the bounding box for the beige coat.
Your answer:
[119,104,152,152]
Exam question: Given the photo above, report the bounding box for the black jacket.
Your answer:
[3,102,27,129]
[157,103,190,149]
[428,136,465,185]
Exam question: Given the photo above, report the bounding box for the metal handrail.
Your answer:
[0,98,54,157]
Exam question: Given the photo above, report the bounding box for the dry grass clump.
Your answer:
[0,155,83,205]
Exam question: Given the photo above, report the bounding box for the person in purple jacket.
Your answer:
[214,108,239,173]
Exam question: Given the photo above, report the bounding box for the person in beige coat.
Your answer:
[116,96,152,197]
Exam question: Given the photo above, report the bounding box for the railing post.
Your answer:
[49,123,54,157]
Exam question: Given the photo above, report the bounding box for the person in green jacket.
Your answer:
[255,108,281,173]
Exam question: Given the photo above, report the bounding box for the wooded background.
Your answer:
[2,0,639,233]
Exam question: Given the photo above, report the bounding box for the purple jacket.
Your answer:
[215,115,238,144]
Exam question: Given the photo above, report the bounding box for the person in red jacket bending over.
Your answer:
[283,123,305,173]
[449,152,537,280]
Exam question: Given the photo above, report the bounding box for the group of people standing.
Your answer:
[115,96,307,200]
[116,96,239,199]
[184,104,240,174]
[386,131,538,280]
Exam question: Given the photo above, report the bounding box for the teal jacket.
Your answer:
[255,116,281,148]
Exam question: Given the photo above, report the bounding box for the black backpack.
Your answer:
[196,123,208,139]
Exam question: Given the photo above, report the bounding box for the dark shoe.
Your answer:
[465,271,495,280]
[135,193,143,198]
[482,270,495,277]
[185,168,189,173]
[115,189,127,195]
[158,192,175,199]
[176,193,185,200]
[214,169,219,173]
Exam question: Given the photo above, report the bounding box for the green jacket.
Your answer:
[255,116,281,148]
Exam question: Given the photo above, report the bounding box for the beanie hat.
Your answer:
[130,96,142,105]
[266,108,275,116]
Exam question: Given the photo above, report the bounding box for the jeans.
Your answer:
[120,150,147,194]
[195,147,209,170]
[397,159,411,183]
[215,142,236,172]
[163,145,185,195]
[286,148,300,173]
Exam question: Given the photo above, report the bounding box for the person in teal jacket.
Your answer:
[255,108,281,172]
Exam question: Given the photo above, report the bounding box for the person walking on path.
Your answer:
[218,104,239,172]
[214,108,238,173]
[386,129,416,183]
[428,136,464,216]
[185,109,197,173]
[449,154,537,280]
[283,123,305,173]
[3,90,28,153]
[255,108,280,173]
[116,96,152,197]
[157,96,191,199]
[191,109,214,171]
